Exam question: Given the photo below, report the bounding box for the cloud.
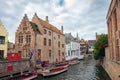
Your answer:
[0,0,111,42]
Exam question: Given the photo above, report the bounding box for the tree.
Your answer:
[94,35,108,60]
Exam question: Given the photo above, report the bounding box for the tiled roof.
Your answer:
[38,18,63,34]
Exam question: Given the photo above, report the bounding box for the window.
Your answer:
[49,39,51,46]
[68,50,70,56]
[58,50,60,56]
[49,31,51,35]
[58,41,60,47]
[0,36,5,44]
[44,38,47,46]
[18,51,22,53]
[62,52,64,56]
[49,50,51,57]
[26,34,31,43]
[23,27,27,30]
[0,50,4,59]
[44,29,47,34]
[113,9,117,31]
[62,44,64,48]
[58,35,60,39]
[18,35,23,43]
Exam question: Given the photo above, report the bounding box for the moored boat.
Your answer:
[69,60,80,65]
[39,64,68,77]
[18,71,37,80]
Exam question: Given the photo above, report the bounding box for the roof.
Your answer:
[106,0,116,20]
[38,18,63,35]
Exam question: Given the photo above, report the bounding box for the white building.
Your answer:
[65,41,84,61]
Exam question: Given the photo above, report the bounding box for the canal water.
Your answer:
[36,59,111,80]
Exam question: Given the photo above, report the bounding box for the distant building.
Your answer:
[15,13,65,63]
[88,40,96,54]
[8,42,15,52]
[96,32,106,40]
[65,33,74,44]
[0,20,8,59]
[79,39,88,55]
[65,41,83,60]
[65,32,80,44]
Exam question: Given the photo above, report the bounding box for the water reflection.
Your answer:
[36,59,111,80]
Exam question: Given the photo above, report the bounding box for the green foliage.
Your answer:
[94,35,108,60]
[30,22,40,33]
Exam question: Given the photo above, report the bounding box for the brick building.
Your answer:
[104,0,120,80]
[15,13,65,63]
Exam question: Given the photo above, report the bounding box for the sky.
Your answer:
[0,0,111,43]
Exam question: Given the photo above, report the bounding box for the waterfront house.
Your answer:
[8,42,15,53]
[87,40,95,54]
[0,20,8,59]
[79,39,88,55]
[65,33,75,44]
[15,13,65,63]
[104,0,120,80]
[65,41,84,60]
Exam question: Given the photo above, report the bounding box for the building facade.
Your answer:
[104,0,120,80]
[0,20,8,59]
[79,39,88,55]
[8,42,15,53]
[15,13,65,63]
[65,41,84,60]
[65,33,75,44]
[88,40,95,54]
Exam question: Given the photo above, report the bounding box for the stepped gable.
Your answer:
[17,14,41,34]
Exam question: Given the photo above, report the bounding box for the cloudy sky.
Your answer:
[0,0,111,43]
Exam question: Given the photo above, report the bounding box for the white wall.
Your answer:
[65,41,84,60]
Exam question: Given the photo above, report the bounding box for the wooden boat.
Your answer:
[69,60,80,65]
[39,64,68,77]
[18,71,37,80]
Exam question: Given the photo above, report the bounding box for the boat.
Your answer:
[18,71,37,80]
[69,60,80,65]
[38,64,68,77]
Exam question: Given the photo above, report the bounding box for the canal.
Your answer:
[36,59,111,80]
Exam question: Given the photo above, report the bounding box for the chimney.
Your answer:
[61,26,64,33]
[46,16,49,23]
